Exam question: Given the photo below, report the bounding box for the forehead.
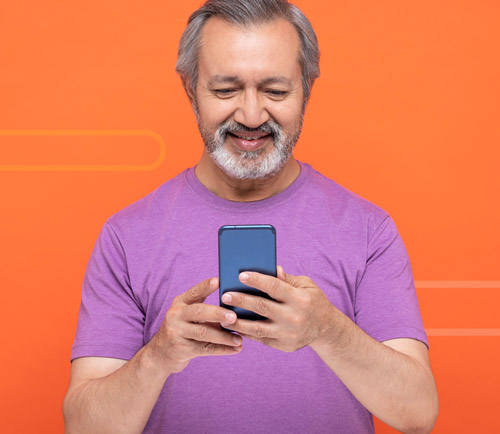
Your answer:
[198,17,302,83]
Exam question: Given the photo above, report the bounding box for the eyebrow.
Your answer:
[260,76,292,86]
[207,75,292,87]
[207,75,243,86]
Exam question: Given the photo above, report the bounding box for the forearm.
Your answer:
[63,344,171,434]
[310,309,438,434]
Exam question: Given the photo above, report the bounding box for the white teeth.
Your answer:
[235,136,265,140]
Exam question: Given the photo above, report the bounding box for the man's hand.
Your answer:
[220,266,337,352]
[149,277,243,373]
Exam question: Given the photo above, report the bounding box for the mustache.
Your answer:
[217,119,282,137]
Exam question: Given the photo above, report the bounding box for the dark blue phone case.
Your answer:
[218,225,277,329]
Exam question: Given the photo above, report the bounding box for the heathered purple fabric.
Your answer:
[72,161,428,434]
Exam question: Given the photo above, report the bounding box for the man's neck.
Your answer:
[194,151,300,202]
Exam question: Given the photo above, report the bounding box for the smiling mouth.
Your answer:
[228,132,272,141]
[227,132,272,152]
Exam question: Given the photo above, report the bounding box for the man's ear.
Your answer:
[182,78,196,106]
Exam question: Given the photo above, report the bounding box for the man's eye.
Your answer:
[266,90,288,98]
[214,89,236,97]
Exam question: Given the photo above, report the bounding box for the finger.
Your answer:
[225,318,275,339]
[221,291,282,320]
[276,265,298,287]
[181,302,237,326]
[192,341,243,357]
[181,277,219,305]
[183,322,244,347]
[277,265,286,281]
[239,271,290,302]
[237,332,276,349]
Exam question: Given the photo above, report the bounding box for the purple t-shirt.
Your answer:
[72,161,427,434]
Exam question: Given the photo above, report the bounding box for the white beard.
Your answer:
[197,115,303,180]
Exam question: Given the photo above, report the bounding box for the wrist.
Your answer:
[310,305,350,354]
[142,334,176,379]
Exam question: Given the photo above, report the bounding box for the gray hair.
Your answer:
[175,0,320,104]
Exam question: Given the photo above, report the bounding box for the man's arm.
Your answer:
[310,321,438,434]
[63,277,242,434]
[222,268,438,434]
[63,352,168,434]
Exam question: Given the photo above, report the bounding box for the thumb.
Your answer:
[182,277,219,305]
[277,265,296,286]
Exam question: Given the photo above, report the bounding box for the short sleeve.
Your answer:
[71,221,145,361]
[354,216,428,348]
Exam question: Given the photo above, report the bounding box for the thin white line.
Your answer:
[418,283,500,335]
[0,129,166,171]
[415,281,500,288]
[426,329,500,337]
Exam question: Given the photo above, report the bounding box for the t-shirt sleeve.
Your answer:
[354,215,428,348]
[71,221,145,361]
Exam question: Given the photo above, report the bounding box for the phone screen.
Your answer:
[218,225,276,321]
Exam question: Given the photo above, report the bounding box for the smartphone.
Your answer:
[218,225,277,323]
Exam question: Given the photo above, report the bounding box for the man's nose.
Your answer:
[233,90,270,128]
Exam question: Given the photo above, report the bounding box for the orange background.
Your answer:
[1,1,499,432]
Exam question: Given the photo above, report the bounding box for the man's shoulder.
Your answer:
[105,168,190,232]
[303,163,389,223]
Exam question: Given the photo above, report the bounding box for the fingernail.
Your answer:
[233,335,242,345]
[239,272,249,281]
[222,293,232,303]
[225,312,236,322]
[209,278,218,287]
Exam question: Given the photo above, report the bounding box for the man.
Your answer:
[63,1,438,433]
